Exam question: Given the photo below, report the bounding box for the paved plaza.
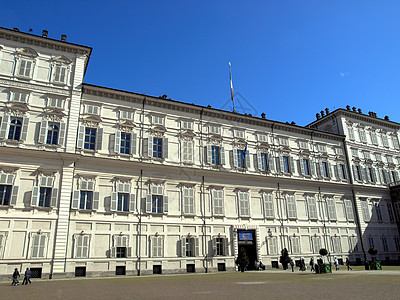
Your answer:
[1,268,400,300]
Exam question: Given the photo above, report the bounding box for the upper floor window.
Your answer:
[119,110,134,121]
[209,125,221,135]
[8,118,23,140]
[17,59,34,78]
[381,134,389,147]
[206,144,225,166]
[52,64,68,84]
[319,161,332,178]
[31,176,58,208]
[0,115,29,142]
[363,151,371,160]
[348,127,355,140]
[263,193,274,219]
[0,173,18,207]
[387,203,395,222]
[181,120,193,130]
[392,135,400,150]
[375,153,382,161]
[370,131,378,145]
[182,186,195,215]
[358,128,367,143]
[237,191,250,217]
[38,120,66,146]
[152,115,164,126]
[233,148,250,169]
[212,189,224,216]
[286,194,297,219]
[318,144,327,152]
[11,91,29,103]
[335,147,344,155]
[72,179,100,211]
[280,155,295,174]
[374,203,383,221]
[361,200,370,222]
[307,195,318,220]
[234,129,245,139]
[111,182,135,213]
[112,130,137,155]
[326,197,337,220]
[77,125,103,151]
[258,134,267,143]
[85,104,101,116]
[46,97,65,109]
[146,185,168,214]
[337,164,347,180]
[386,155,394,164]
[343,199,354,221]
[279,137,289,147]
[299,141,309,150]
[146,136,168,159]
[181,140,193,162]
[300,158,311,176]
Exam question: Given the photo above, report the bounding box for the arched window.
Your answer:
[8,118,22,140]
[46,123,59,145]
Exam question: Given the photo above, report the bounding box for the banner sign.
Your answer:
[238,231,253,241]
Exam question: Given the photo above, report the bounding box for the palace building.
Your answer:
[0,26,399,280]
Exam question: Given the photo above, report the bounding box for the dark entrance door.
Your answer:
[237,230,257,270]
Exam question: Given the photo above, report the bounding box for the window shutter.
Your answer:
[111,192,117,211]
[279,155,284,173]
[131,133,137,155]
[129,193,136,212]
[50,188,58,207]
[233,149,238,168]
[163,195,169,213]
[111,247,116,258]
[268,155,275,172]
[77,125,85,149]
[257,152,262,170]
[147,136,153,157]
[319,162,324,178]
[365,168,371,183]
[224,238,229,256]
[114,130,121,154]
[299,159,305,175]
[127,247,132,258]
[212,237,217,256]
[371,168,378,183]
[394,170,400,182]
[95,128,103,150]
[58,122,66,146]
[289,156,295,174]
[10,186,19,205]
[352,165,358,181]
[360,167,366,182]
[245,151,251,169]
[195,238,199,256]
[206,144,212,164]
[310,159,316,177]
[146,194,152,213]
[20,117,29,141]
[31,186,39,207]
[92,192,99,210]
[181,237,187,257]
[334,164,340,180]
[162,137,168,159]
[72,190,80,209]
[0,114,10,139]
[220,147,226,165]
[38,119,48,143]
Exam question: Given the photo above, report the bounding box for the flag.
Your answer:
[242,143,247,161]
[229,62,234,102]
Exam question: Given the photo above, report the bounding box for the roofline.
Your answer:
[0,26,93,75]
[82,83,346,141]
[307,108,400,129]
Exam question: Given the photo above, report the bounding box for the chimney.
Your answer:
[61,34,67,42]
[42,30,48,37]
[368,111,373,117]
[320,110,325,117]
[291,121,296,125]
[13,27,19,32]
[384,116,389,121]
[352,107,357,112]
[346,105,351,110]
[261,113,266,119]
[316,113,321,120]
[358,108,362,114]
[325,108,330,115]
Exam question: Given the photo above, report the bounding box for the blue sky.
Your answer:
[3,1,400,125]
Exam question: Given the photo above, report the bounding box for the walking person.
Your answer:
[334,257,339,271]
[309,257,315,272]
[22,268,31,285]
[346,258,352,271]
[290,259,294,272]
[11,268,20,286]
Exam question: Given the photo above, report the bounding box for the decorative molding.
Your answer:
[0,79,71,96]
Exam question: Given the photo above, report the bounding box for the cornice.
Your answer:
[0,79,71,96]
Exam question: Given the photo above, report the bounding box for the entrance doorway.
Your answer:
[237,230,257,270]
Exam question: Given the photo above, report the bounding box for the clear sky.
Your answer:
[2,1,400,125]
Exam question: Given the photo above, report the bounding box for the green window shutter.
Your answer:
[220,147,226,165]
[31,186,39,207]
[10,186,19,206]
[129,193,136,212]
[181,237,187,257]
[163,195,169,213]
[0,114,10,139]
[95,128,103,150]
[93,192,99,210]
[131,133,137,155]
[111,192,117,211]
[77,125,85,149]
[38,119,48,143]
[146,194,152,213]
[72,190,80,209]
[114,130,121,154]
[50,188,58,207]
[20,117,29,141]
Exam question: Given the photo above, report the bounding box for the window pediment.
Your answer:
[51,55,72,64]
[16,47,38,58]
[6,102,29,112]
[151,125,166,134]
[82,114,101,125]
[43,108,66,119]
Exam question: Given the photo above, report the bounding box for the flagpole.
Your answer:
[229,62,236,112]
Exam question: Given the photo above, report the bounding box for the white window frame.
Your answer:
[286,194,297,219]
[258,134,267,143]
[238,191,250,217]
[151,235,164,258]
[209,125,221,135]
[52,64,68,84]
[326,197,337,220]
[267,236,278,255]
[312,236,322,254]
[182,186,195,215]
[181,120,193,130]
[11,91,29,103]
[212,189,224,216]
[181,139,193,162]
[331,236,342,253]
[361,200,371,222]
[290,236,300,254]
[85,104,101,115]
[263,193,274,219]
[344,199,354,221]
[17,58,34,78]
[31,233,47,259]
[307,195,318,220]
[74,234,90,258]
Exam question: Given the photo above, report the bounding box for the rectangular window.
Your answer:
[182,140,193,162]
[318,144,327,152]
[382,237,388,252]
[46,123,59,145]
[181,120,193,130]
[84,128,97,150]
[117,193,129,212]
[183,187,195,215]
[299,141,308,150]
[183,237,198,257]
[368,237,374,249]
[0,185,12,206]
[75,235,90,258]
[363,151,371,160]
[326,197,337,220]
[153,137,163,159]
[361,200,370,222]
[381,134,389,147]
[151,195,163,213]
[146,185,168,214]
[12,91,29,103]
[258,134,267,143]
[38,187,52,207]
[114,235,128,258]
[358,129,367,143]
[120,110,134,121]
[375,203,383,221]
[47,97,64,109]
[331,236,342,253]
[307,196,318,220]
[264,193,274,218]
[302,159,311,176]
[286,194,297,219]
[258,153,268,171]
[370,131,378,145]
[338,164,347,180]
[349,236,359,252]
[211,146,220,165]
[210,125,221,135]
[387,203,395,222]
[238,191,250,217]
[151,236,163,257]
[348,127,355,140]
[53,64,67,83]
[282,156,290,173]
[392,136,400,149]
[18,59,33,77]
[8,118,23,141]
[85,105,100,115]
[120,132,131,155]
[152,115,164,126]
[335,148,344,155]
[214,237,229,256]
[386,155,394,164]
[322,162,330,178]
[279,137,289,146]
[267,237,278,255]
[290,236,300,254]
[80,191,93,210]
[236,149,246,168]
[312,236,322,254]
[351,149,358,157]
[394,237,400,252]
[212,189,224,216]
[234,130,245,139]
[344,199,354,221]
[31,234,46,258]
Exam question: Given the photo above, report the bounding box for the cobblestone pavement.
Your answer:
[1,270,400,300]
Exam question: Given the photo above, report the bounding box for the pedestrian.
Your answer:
[12,268,20,286]
[290,259,294,272]
[300,258,306,271]
[22,268,31,285]
[334,257,339,271]
[346,258,352,271]
[310,257,315,272]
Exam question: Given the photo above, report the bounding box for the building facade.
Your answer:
[0,27,399,280]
